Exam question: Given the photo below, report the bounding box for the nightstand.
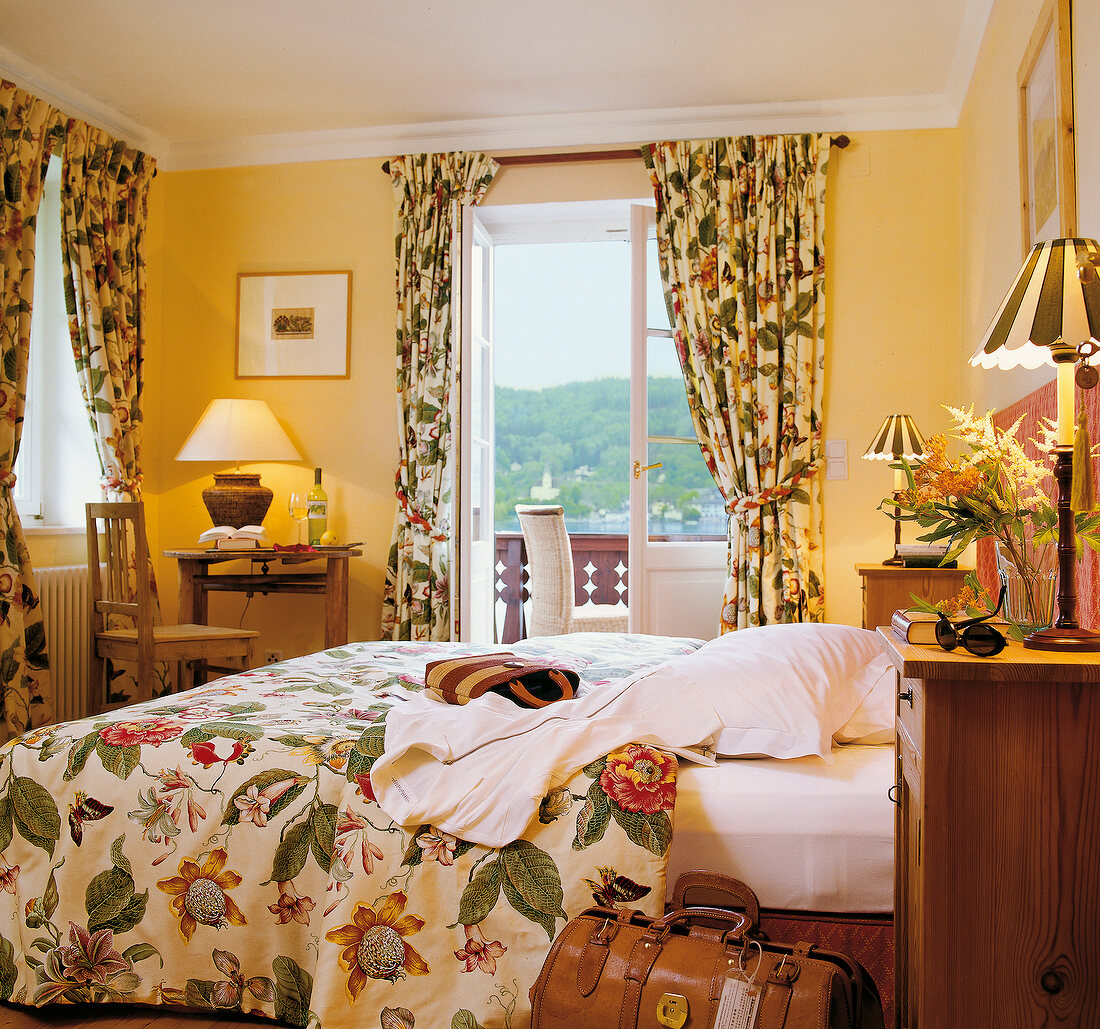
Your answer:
[855,563,969,631]
[882,632,1100,1028]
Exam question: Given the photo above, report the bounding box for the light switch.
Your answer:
[824,439,847,480]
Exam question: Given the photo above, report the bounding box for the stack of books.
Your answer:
[895,543,955,568]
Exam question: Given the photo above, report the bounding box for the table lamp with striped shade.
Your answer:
[863,414,927,565]
[970,237,1100,650]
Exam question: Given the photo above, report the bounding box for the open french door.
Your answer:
[455,207,495,642]
[628,204,726,638]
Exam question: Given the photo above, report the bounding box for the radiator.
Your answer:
[37,565,90,724]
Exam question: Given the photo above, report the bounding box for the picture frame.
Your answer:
[1017,0,1076,255]
[236,271,352,379]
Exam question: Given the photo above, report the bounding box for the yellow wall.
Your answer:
[116,132,966,647]
[958,0,1054,412]
[143,159,397,655]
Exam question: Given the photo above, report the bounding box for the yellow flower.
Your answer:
[325,892,429,998]
[156,848,247,943]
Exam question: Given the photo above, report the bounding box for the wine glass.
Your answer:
[287,491,308,545]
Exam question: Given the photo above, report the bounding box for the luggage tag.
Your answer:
[712,939,763,1029]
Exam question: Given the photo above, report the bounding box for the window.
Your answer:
[15,156,102,527]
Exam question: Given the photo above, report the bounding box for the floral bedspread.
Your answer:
[0,633,701,1029]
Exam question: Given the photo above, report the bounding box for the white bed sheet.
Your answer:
[666,743,894,913]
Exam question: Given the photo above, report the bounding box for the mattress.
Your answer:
[667,743,895,913]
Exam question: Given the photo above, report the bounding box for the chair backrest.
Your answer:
[516,505,575,636]
[86,501,153,638]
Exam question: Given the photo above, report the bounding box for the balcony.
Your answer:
[494,531,628,643]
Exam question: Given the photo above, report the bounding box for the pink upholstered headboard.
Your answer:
[981,381,1100,630]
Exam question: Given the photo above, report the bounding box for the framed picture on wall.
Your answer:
[236,271,352,378]
[1018,0,1076,254]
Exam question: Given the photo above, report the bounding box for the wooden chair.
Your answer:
[86,501,259,714]
[515,504,628,637]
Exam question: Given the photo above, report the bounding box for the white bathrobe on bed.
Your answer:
[370,666,722,846]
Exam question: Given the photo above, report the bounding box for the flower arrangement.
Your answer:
[886,405,1100,636]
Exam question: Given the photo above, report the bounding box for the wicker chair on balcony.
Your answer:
[515,504,628,637]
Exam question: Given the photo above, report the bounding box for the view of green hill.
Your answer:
[495,376,723,532]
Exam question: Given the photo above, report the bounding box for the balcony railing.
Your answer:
[494,531,628,643]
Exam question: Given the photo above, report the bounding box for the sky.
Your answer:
[491,239,676,389]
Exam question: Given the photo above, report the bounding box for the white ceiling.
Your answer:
[0,0,994,170]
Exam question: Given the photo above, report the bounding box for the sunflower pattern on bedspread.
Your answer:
[0,634,700,1028]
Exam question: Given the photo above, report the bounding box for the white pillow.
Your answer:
[833,658,896,745]
[665,623,886,760]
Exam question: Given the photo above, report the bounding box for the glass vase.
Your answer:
[994,540,1056,634]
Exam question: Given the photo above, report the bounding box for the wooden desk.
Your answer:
[165,547,362,649]
[883,631,1100,1028]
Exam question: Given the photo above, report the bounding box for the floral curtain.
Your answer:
[0,81,64,734]
[382,152,498,640]
[645,135,828,632]
[61,118,160,705]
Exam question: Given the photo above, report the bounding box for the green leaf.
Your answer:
[104,889,148,935]
[64,731,101,781]
[272,955,314,1027]
[0,934,15,1001]
[9,776,60,853]
[609,805,673,856]
[572,782,611,850]
[109,834,133,878]
[85,866,135,933]
[271,822,312,883]
[123,942,162,967]
[95,739,141,780]
[0,798,12,853]
[452,1011,485,1029]
[310,803,337,872]
[500,840,566,938]
[455,859,502,927]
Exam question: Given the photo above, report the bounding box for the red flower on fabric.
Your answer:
[99,718,183,747]
[599,744,677,814]
[189,739,250,768]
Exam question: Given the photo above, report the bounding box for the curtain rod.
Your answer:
[380,135,849,174]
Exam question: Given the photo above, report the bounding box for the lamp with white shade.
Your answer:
[176,399,302,528]
[971,237,1100,651]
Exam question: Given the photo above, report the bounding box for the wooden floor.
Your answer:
[0,1004,275,1029]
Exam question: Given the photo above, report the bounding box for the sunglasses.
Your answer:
[934,585,1008,657]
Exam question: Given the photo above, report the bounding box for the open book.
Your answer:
[198,524,269,550]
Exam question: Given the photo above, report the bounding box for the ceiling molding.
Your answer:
[163,93,960,172]
[0,49,169,160]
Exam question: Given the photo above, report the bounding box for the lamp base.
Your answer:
[1023,624,1100,652]
[202,473,273,528]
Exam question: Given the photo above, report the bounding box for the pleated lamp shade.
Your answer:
[863,414,927,461]
[971,238,1100,369]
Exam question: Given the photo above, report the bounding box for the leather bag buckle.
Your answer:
[656,993,689,1028]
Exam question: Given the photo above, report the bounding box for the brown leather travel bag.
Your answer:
[530,870,884,1029]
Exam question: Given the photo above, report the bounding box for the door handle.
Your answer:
[633,461,663,480]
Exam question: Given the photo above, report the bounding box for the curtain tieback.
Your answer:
[0,471,15,491]
[727,484,794,520]
[395,485,449,543]
[726,464,820,522]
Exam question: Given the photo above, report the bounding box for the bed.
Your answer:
[0,626,895,1029]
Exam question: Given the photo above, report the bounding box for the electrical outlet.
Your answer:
[264,650,283,665]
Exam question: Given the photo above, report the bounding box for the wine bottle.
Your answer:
[307,467,328,545]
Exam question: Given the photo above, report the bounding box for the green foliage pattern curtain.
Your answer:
[0,81,63,734]
[61,118,161,705]
[382,152,498,640]
[645,135,828,632]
